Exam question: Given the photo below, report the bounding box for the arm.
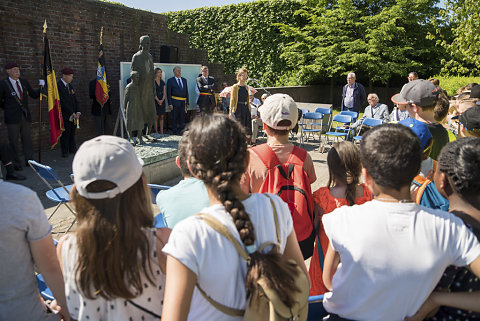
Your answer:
[30,234,70,321]
[155,228,172,274]
[161,255,197,321]
[167,79,173,107]
[283,230,309,279]
[185,79,189,106]
[405,255,480,321]
[322,242,340,291]
[230,85,238,115]
[196,77,203,91]
[381,105,390,122]
[25,80,40,99]
[161,82,167,104]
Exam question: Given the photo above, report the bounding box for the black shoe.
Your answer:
[6,172,26,180]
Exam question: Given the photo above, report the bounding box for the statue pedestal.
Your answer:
[134,134,181,184]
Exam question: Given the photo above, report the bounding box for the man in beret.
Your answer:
[57,68,80,157]
[0,62,44,169]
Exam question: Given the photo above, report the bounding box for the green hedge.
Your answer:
[433,76,480,96]
[167,0,302,86]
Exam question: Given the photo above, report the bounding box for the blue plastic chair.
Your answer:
[353,118,384,143]
[322,114,353,153]
[340,110,359,123]
[148,183,171,203]
[148,184,170,228]
[315,107,333,132]
[307,295,328,320]
[301,112,324,150]
[28,160,76,233]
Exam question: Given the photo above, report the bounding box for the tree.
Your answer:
[278,0,443,85]
[432,0,480,76]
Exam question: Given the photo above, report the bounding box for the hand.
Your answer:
[169,105,173,111]
[39,79,45,87]
[404,293,439,321]
[49,299,70,321]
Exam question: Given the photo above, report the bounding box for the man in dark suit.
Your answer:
[167,66,189,135]
[196,65,216,114]
[341,72,366,113]
[89,79,111,136]
[0,62,43,169]
[57,68,80,157]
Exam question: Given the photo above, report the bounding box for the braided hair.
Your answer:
[185,114,255,245]
[438,137,480,209]
[185,114,301,308]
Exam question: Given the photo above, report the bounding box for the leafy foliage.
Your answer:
[432,76,480,96]
[167,0,302,86]
[430,0,480,76]
[278,0,444,85]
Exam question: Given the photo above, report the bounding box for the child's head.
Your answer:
[71,135,154,299]
[436,137,480,209]
[327,141,362,205]
[259,94,298,137]
[184,114,255,245]
[360,124,422,191]
[459,106,480,138]
[398,118,433,161]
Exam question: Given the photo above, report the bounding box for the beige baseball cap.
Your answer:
[72,135,144,199]
[258,94,298,130]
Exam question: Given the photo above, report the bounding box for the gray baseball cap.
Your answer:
[391,79,439,107]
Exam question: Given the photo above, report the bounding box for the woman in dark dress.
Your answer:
[154,68,167,134]
[229,67,252,142]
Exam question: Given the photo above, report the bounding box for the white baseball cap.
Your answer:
[258,94,298,130]
[72,135,144,199]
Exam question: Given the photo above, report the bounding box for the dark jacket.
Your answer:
[196,75,216,107]
[0,78,40,124]
[341,82,366,113]
[89,79,111,116]
[166,77,189,107]
[57,79,79,121]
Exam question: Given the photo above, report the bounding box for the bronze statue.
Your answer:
[124,71,144,144]
[131,35,156,141]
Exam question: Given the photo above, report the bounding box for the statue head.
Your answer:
[139,35,151,51]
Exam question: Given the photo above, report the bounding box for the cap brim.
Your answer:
[391,93,408,104]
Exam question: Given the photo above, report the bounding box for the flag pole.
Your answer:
[38,20,48,162]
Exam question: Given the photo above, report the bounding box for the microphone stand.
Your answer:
[248,78,271,96]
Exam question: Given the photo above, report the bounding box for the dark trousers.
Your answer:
[94,114,110,136]
[60,120,76,155]
[6,115,33,166]
[199,102,215,114]
[234,103,252,136]
[171,102,186,135]
[0,143,14,165]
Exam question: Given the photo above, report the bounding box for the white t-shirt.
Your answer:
[322,200,480,321]
[162,193,293,321]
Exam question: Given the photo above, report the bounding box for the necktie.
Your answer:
[177,78,182,89]
[16,81,23,101]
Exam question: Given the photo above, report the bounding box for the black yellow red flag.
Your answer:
[95,27,109,106]
[43,23,64,149]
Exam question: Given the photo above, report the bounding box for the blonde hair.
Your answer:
[236,67,248,81]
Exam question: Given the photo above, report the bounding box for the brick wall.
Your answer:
[0,0,231,150]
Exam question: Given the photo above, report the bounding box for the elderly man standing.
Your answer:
[341,72,366,113]
[350,93,389,131]
[167,66,189,135]
[0,62,43,169]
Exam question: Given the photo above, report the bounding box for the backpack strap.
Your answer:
[286,145,307,166]
[196,213,250,262]
[265,194,281,244]
[195,213,248,316]
[250,143,281,169]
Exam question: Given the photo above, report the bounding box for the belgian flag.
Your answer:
[43,30,64,149]
[95,31,109,107]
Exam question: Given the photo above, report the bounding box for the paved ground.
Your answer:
[5,102,331,238]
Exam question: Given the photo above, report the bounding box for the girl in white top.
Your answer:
[57,135,170,321]
[161,114,308,321]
